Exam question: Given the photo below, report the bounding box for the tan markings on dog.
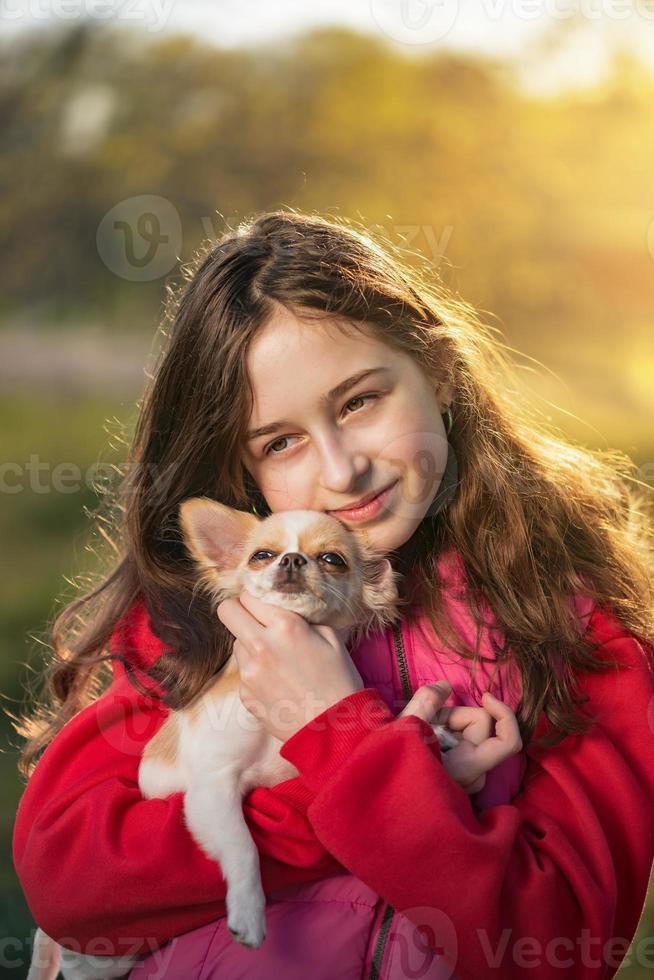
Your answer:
[300,518,358,571]
[187,654,240,725]
[143,710,179,766]
[245,551,276,569]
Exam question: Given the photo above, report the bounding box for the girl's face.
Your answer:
[241,307,454,553]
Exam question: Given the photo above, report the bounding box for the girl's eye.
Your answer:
[264,436,291,457]
[263,393,380,457]
[345,394,378,414]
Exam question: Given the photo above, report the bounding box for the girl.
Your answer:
[12,210,654,980]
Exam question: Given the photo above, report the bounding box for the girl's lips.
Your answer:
[328,480,399,522]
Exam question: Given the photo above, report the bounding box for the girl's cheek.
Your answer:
[257,470,308,511]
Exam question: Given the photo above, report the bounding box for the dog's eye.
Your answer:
[318,552,347,568]
[250,550,276,562]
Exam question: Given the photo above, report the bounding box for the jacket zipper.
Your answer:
[392,619,414,702]
[367,621,413,979]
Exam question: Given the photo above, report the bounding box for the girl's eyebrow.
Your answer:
[246,366,391,443]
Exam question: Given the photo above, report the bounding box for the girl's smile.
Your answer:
[326,478,400,523]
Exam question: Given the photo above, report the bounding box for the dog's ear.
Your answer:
[344,544,404,643]
[179,498,259,576]
[360,553,401,616]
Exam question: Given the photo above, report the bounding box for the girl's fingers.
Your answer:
[434,705,493,745]
[467,737,513,771]
[398,682,452,724]
[441,739,485,785]
[463,694,523,770]
[237,589,288,626]
[216,597,261,651]
[480,692,523,753]
[217,590,290,649]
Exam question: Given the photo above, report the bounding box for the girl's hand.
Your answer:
[399,685,523,795]
[216,590,364,743]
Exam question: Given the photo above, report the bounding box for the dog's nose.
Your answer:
[280,553,307,572]
[275,552,308,593]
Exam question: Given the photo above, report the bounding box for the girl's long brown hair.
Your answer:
[11,209,654,779]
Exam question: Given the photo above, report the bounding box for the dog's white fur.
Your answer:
[28,499,458,979]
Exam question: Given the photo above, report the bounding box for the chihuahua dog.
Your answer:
[29,499,464,980]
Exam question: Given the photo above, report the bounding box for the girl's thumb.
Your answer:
[399,681,452,723]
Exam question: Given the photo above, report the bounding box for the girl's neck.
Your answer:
[388,517,441,613]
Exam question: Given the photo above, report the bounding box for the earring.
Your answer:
[251,495,270,518]
[442,405,453,437]
[425,439,458,517]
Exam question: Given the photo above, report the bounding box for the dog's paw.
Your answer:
[226,890,267,949]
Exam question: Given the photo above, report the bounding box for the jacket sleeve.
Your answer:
[12,668,343,955]
[278,606,654,980]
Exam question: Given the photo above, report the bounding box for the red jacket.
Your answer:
[12,585,654,979]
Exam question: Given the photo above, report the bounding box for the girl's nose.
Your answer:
[317,437,371,494]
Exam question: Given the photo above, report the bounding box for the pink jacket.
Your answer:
[127,548,595,980]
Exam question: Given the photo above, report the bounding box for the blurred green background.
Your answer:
[1,14,653,977]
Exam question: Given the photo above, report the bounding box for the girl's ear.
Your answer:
[179,497,259,574]
[438,381,454,412]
